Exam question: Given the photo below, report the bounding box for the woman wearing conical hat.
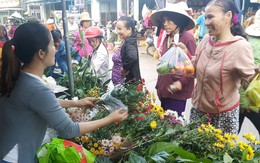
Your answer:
[151,5,197,116]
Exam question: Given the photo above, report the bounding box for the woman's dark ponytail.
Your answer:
[0,40,21,96]
[231,22,248,40]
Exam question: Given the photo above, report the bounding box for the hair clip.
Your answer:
[232,13,238,24]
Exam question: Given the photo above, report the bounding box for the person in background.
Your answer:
[116,16,141,83]
[239,9,260,134]
[68,15,78,37]
[8,20,19,39]
[180,0,256,134]
[85,26,110,83]
[74,12,93,58]
[150,6,196,116]
[46,29,81,78]
[0,24,9,41]
[0,22,128,163]
[45,17,56,31]
[196,7,207,41]
[112,42,124,85]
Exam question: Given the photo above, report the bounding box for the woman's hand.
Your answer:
[121,69,129,77]
[172,42,188,54]
[76,98,95,108]
[168,81,182,94]
[108,109,128,122]
[113,45,121,53]
[84,97,99,103]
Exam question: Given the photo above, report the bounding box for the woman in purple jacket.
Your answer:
[151,6,197,116]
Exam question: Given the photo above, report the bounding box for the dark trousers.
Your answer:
[161,98,186,116]
[239,110,260,134]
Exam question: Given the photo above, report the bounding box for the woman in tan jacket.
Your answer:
[177,0,256,134]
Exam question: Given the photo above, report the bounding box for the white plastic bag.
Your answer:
[157,46,194,76]
[100,87,128,112]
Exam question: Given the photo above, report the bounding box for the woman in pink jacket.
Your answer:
[179,0,256,134]
[73,12,93,58]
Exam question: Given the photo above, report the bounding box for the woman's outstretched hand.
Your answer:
[108,109,128,122]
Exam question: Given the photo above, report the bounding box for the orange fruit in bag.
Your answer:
[183,65,194,76]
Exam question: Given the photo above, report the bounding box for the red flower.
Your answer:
[138,102,143,107]
[136,84,143,91]
[135,116,144,121]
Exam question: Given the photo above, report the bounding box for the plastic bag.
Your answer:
[156,46,194,76]
[245,73,260,113]
[99,85,128,112]
[37,138,96,163]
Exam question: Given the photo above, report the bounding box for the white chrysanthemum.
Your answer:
[101,139,110,147]
[112,135,122,143]
[109,146,115,153]
[164,110,178,118]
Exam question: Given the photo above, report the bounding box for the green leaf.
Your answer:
[223,153,233,163]
[127,152,146,163]
[145,142,177,157]
[150,151,170,163]
[94,156,113,163]
[242,148,249,161]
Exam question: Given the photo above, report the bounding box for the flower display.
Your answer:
[49,59,260,162]
[65,81,260,162]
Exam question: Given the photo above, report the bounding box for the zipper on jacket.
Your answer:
[197,45,214,110]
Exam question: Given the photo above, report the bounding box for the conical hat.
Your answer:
[80,12,92,21]
[151,5,195,30]
[246,9,260,37]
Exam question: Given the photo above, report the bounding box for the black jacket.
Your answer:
[120,34,141,82]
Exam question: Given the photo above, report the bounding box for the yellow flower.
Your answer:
[239,144,245,151]
[243,133,256,142]
[198,128,203,133]
[94,143,99,148]
[214,129,222,135]
[94,150,100,155]
[74,137,81,142]
[88,142,93,147]
[90,147,95,153]
[224,133,232,141]
[99,149,104,154]
[238,141,249,151]
[150,121,157,129]
[229,141,235,148]
[215,134,224,142]
[81,136,89,143]
[213,142,225,149]
[248,146,254,156]
[246,146,254,161]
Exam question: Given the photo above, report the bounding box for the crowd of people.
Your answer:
[0,0,259,162]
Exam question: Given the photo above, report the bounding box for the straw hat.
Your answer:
[150,5,195,30]
[80,12,92,21]
[246,9,260,37]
